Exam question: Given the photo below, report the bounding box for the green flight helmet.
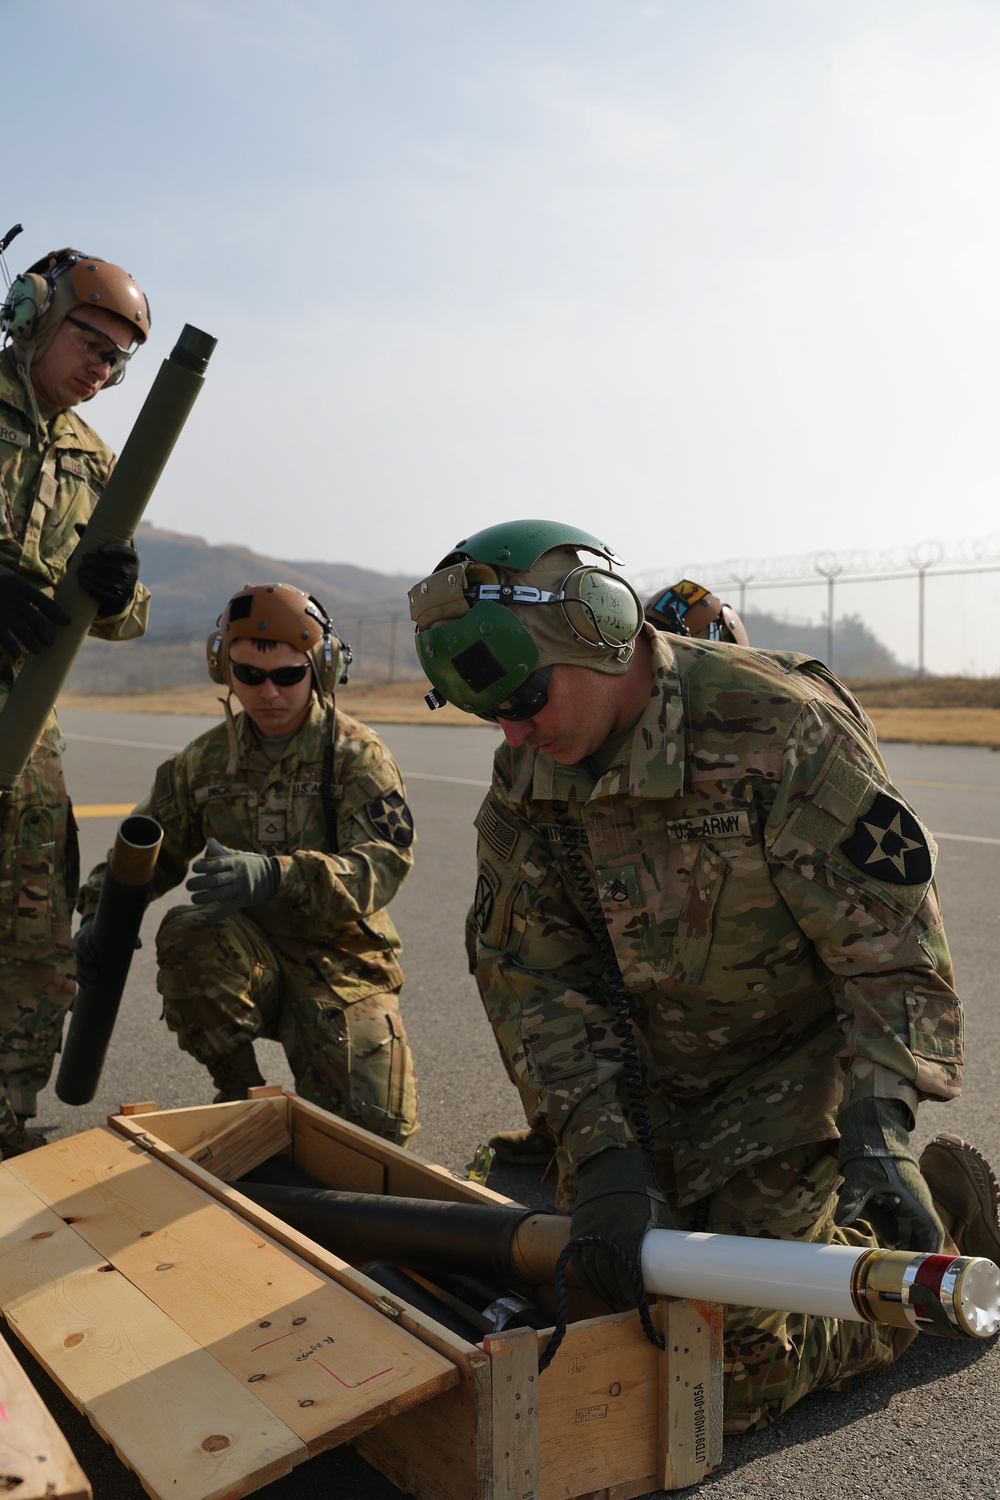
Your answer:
[408,518,643,717]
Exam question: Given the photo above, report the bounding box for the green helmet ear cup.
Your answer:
[416,602,540,715]
[562,568,644,649]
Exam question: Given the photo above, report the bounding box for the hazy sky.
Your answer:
[6,0,999,671]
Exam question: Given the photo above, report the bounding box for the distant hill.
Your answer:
[743,610,911,678]
[124,524,416,633]
[66,525,910,693]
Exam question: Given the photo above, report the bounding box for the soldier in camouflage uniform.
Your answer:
[488,574,752,1170]
[0,239,151,1157]
[410,519,1000,1432]
[78,583,419,1145]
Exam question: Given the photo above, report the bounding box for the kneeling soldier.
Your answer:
[77,583,419,1145]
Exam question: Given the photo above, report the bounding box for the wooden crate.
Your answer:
[0,1091,723,1500]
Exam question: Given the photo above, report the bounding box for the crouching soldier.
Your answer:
[77,583,419,1145]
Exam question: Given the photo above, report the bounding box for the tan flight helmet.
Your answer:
[645,579,749,645]
[206,583,352,708]
[1,246,150,384]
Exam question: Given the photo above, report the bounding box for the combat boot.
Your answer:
[488,1126,554,1166]
[0,1116,47,1160]
[919,1134,1000,1263]
[209,1040,266,1103]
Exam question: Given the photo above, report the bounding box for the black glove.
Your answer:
[76,542,139,617]
[834,1096,944,1253]
[73,917,141,989]
[73,919,100,990]
[186,838,281,921]
[0,561,70,656]
[570,1145,673,1310]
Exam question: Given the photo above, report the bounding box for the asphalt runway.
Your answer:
[6,711,1000,1500]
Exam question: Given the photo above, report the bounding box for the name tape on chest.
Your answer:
[663,809,751,843]
[194,779,331,805]
[0,423,30,448]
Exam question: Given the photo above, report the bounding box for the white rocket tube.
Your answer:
[639,1228,1000,1338]
[641,1230,862,1319]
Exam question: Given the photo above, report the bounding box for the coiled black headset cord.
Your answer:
[535,839,666,1372]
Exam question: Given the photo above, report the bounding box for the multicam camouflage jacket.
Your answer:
[0,348,150,690]
[472,625,961,1205]
[79,701,415,1001]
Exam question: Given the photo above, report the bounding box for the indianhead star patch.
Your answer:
[840,792,932,886]
[366,790,414,848]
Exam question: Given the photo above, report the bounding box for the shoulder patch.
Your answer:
[840,792,932,886]
[473,862,498,933]
[366,790,414,847]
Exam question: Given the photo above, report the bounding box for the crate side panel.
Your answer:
[354,1360,491,1500]
[537,1314,658,1500]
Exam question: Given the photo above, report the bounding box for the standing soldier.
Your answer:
[0,239,150,1158]
[77,583,420,1146]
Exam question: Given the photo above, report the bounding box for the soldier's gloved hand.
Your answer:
[186,838,281,921]
[76,542,139,617]
[73,919,100,990]
[570,1146,670,1310]
[834,1096,944,1253]
[0,561,70,656]
[73,917,141,988]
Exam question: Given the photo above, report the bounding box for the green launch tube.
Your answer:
[0,324,217,791]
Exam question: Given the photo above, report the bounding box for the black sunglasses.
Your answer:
[65,314,134,371]
[230,660,312,688]
[480,666,553,722]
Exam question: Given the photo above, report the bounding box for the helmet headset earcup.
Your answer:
[2,271,52,342]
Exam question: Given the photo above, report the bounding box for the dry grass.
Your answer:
[58,678,487,727]
[865,707,1000,747]
[58,676,1000,746]
[846,676,1000,709]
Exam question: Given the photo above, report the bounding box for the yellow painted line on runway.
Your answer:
[75,804,134,817]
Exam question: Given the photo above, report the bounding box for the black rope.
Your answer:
[537,1235,665,1374]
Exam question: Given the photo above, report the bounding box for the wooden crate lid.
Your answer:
[0,1128,459,1500]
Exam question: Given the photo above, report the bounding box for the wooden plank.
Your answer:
[0,1167,303,1500]
[118,1100,157,1116]
[182,1099,292,1183]
[116,1096,289,1158]
[657,1299,722,1489]
[0,1328,91,1500]
[484,1327,540,1500]
[8,1131,457,1455]
[536,1313,658,1499]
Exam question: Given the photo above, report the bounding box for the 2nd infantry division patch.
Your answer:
[840,792,932,886]
[366,790,415,847]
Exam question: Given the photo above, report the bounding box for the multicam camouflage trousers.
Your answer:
[661,1141,916,1433]
[0,710,78,1150]
[156,905,419,1147]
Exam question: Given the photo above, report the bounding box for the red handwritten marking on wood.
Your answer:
[313,1359,392,1389]
[0,1401,6,1421]
[250,1331,297,1351]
